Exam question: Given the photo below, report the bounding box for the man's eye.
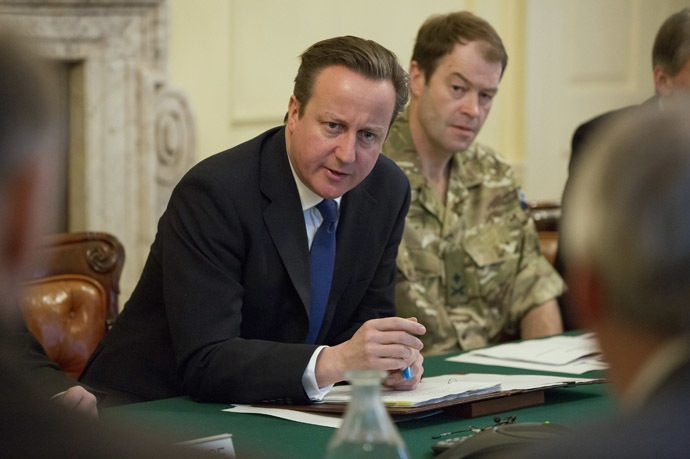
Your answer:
[360,131,376,142]
[480,92,494,102]
[325,122,340,130]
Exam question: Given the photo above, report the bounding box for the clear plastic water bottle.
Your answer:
[324,369,409,458]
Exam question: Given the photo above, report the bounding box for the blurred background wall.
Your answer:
[169,0,686,201]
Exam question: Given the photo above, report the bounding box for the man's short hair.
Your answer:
[0,25,57,184]
[652,8,690,76]
[292,35,409,126]
[412,11,508,81]
[562,99,690,335]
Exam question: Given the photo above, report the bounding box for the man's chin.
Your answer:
[314,180,360,200]
[448,140,474,154]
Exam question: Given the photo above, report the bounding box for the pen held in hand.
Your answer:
[401,366,411,380]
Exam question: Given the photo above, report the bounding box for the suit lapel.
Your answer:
[259,128,311,311]
[259,130,380,343]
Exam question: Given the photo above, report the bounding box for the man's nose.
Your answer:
[335,132,357,163]
[459,91,479,118]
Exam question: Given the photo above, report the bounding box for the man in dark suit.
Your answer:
[528,99,690,458]
[556,7,690,329]
[81,35,427,406]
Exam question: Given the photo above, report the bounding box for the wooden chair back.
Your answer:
[19,232,125,379]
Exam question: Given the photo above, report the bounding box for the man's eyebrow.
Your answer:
[364,126,388,137]
[322,111,388,136]
[451,72,498,94]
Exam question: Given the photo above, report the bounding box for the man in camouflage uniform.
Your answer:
[383,11,565,356]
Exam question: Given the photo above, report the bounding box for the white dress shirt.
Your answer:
[287,153,341,401]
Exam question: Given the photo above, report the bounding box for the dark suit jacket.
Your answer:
[81,126,411,405]
[523,358,690,458]
[555,97,659,329]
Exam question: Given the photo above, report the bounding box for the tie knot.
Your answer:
[316,199,337,224]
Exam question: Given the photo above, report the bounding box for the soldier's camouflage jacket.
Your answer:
[383,111,565,356]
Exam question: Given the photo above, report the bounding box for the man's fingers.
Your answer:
[371,344,421,369]
[366,317,426,335]
[358,319,425,350]
[54,387,99,419]
[74,397,99,418]
[384,356,424,389]
[377,330,424,350]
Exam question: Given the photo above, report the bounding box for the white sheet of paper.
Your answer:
[471,334,602,365]
[223,405,342,429]
[438,372,601,391]
[447,353,608,374]
[445,334,609,374]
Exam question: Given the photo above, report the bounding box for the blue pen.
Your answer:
[401,366,411,380]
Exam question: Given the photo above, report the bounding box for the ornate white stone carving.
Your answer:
[0,0,196,304]
[155,87,196,187]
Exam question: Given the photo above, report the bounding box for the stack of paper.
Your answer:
[324,376,501,407]
[223,372,603,428]
[446,333,608,374]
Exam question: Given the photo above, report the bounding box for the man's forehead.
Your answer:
[434,44,502,83]
[306,65,396,126]
[313,64,388,87]
[421,40,502,80]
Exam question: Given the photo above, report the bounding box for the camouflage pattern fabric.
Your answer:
[383,110,565,356]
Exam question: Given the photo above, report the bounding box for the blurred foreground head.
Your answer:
[0,23,59,317]
[562,98,690,338]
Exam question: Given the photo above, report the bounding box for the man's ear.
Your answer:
[286,95,301,133]
[654,65,673,97]
[408,61,426,97]
[567,263,606,329]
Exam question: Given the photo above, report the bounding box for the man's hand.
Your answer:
[315,317,426,390]
[52,386,98,418]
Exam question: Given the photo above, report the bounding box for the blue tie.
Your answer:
[305,199,337,344]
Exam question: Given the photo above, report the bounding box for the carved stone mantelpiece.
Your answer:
[0,0,196,304]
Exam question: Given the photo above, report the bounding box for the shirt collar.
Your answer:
[287,151,342,211]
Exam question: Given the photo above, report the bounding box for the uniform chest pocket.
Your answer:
[463,219,522,303]
[464,217,523,265]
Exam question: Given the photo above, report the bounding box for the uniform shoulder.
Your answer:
[463,142,515,179]
[572,103,645,156]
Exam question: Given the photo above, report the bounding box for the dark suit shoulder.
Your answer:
[361,153,410,199]
[181,126,284,188]
[571,98,657,168]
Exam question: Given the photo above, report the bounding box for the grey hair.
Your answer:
[562,99,690,335]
